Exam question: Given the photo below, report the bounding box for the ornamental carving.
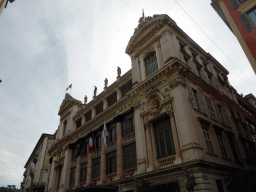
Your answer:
[169,76,186,89]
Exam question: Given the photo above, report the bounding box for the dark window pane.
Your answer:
[123,143,136,170]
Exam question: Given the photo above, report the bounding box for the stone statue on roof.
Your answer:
[117,67,121,77]
[104,78,108,88]
[84,95,87,105]
[93,86,97,97]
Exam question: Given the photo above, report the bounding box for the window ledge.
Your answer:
[206,151,218,157]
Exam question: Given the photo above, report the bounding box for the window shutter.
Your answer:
[214,103,224,123]
[189,62,199,76]
[229,0,240,9]
[212,76,220,89]
[198,92,207,114]
[188,86,199,110]
[239,13,255,32]
[179,52,186,64]
[221,107,230,126]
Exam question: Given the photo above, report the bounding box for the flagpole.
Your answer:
[70,87,72,95]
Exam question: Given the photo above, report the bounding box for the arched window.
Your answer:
[63,120,67,136]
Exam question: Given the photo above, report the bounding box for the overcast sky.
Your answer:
[0,0,255,188]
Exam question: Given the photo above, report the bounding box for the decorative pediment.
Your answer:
[126,14,176,55]
[58,93,83,116]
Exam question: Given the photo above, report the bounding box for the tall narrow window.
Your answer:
[123,143,137,170]
[70,167,76,186]
[63,120,67,136]
[80,162,87,182]
[227,135,240,161]
[56,167,62,189]
[216,179,225,192]
[106,150,117,174]
[202,126,214,153]
[144,52,158,77]
[108,122,116,143]
[81,137,89,156]
[94,130,101,150]
[205,96,215,119]
[92,157,101,179]
[122,111,134,136]
[216,133,228,157]
[154,116,175,159]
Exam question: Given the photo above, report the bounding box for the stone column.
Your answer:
[134,108,147,174]
[115,116,123,180]
[86,152,93,185]
[139,55,147,81]
[74,155,81,188]
[144,123,155,171]
[172,85,202,162]
[168,108,182,159]
[50,162,57,191]
[45,159,52,192]
[65,149,72,190]
[100,138,106,183]
[60,148,70,189]
[92,107,96,118]
[117,88,122,101]
[153,43,163,69]
[82,115,86,125]
[103,98,108,110]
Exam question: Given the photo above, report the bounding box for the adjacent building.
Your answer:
[21,134,54,192]
[46,14,256,192]
[0,0,15,15]
[211,0,256,73]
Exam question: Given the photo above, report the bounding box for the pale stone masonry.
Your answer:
[21,134,54,192]
[45,14,256,192]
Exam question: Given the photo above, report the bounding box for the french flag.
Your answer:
[89,130,93,153]
[66,84,72,91]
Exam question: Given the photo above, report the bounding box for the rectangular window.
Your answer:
[192,53,197,60]
[48,142,53,149]
[76,118,82,129]
[106,150,117,174]
[202,126,214,153]
[154,116,175,159]
[216,133,228,157]
[92,157,101,179]
[123,143,137,170]
[188,87,207,114]
[80,162,87,182]
[63,121,67,136]
[122,111,134,136]
[179,43,185,51]
[70,167,76,186]
[144,52,158,77]
[227,135,240,161]
[230,0,246,9]
[239,7,256,32]
[205,96,215,119]
[94,130,101,150]
[108,122,116,143]
[72,147,78,161]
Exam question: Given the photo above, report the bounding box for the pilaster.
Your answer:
[144,123,155,172]
[115,121,123,180]
[86,152,93,185]
[99,138,106,183]
[74,155,81,188]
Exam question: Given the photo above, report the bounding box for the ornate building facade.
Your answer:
[0,0,15,15]
[21,134,54,192]
[211,0,256,74]
[46,14,256,192]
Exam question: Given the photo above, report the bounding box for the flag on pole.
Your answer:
[66,84,72,91]
[102,122,108,147]
[89,130,94,153]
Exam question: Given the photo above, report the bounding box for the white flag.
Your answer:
[102,122,108,147]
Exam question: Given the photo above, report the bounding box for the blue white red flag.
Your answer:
[66,84,72,91]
